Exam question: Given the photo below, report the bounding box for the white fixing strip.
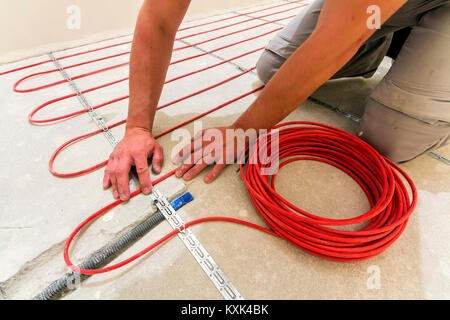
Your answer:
[47,52,120,147]
[150,187,244,300]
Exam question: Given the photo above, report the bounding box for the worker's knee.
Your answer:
[256,49,285,84]
[359,98,450,163]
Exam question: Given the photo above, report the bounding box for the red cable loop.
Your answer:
[28,47,264,124]
[13,54,130,93]
[173,14,296,51]
[49,82,262,177]
[17,24,281,93]
[28,77,129,124]
[0,41,133,77]
[27,33,270,122]
[0,1,308,79]
[64,122,417,274]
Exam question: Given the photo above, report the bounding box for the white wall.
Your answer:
[0,0,277,63]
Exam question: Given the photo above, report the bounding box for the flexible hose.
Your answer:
[33,210,166,300]
[64,122,417,275]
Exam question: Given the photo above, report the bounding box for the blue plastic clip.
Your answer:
[170,192,194,211]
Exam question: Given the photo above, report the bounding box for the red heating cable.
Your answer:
[13,9,299,93]
[175,3,305,41]
[2,1,305,78]
[30,17,293,176]
[177,0,303,32]
[15,26,280,93]
[28,47,264,123]
[64,122,417,274]
[22,27,280,109]
[49,82,263,178]
[26,27,278,123]
[3,0,416,273]
[172,10,302,50]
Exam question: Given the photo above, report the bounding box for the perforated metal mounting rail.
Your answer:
[49,52,244,299]
[48,52,120,147]
[150,187,244,300]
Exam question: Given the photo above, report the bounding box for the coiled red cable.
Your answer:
[241,122,417,261]
[64,122,417,274]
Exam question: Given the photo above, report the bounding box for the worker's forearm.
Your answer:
[234,0,406,132]
[234,30,362,131]
[126,20,174,133]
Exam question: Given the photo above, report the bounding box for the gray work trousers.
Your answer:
[256,0,450,162]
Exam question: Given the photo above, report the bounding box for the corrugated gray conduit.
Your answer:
[33,211,165,300]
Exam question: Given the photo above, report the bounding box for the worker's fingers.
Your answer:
[115,156,132,201]
[103,167,111,189]
[180,142,226,181]
[173,130,204,163]
[204,163,226,183]
[173,142,194,164]
[108,159,119,199]
[181,144,202,167]
[175,162,195,178]
[202,141,221,165]
[175,142,206,177]
[182,161,209,181]
[134,155,152,195]
[151,143,164,174]
[178,138,225,181]
[111,177,119,199]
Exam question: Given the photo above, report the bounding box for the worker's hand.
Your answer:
[172,126,250,183]
[103,127,164,201]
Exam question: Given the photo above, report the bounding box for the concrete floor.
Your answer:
[1,1,449,300]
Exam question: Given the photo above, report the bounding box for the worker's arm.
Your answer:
[103,0,191,201]
[234,0,406,131]
[175,0,406,182]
